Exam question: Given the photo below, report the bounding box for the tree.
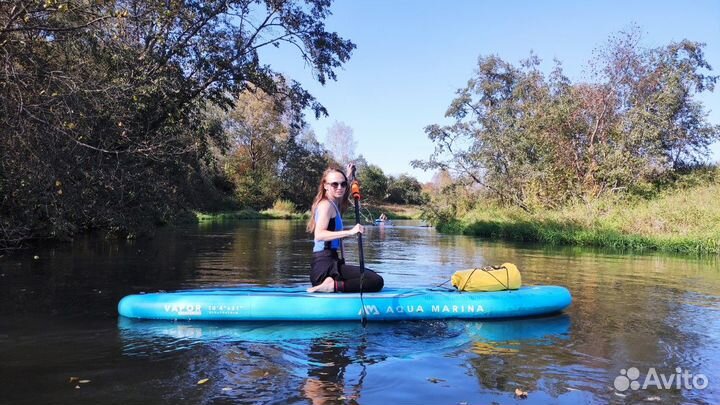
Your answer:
[0,0,355,247]
[279,129,333,210]
[386,174,424,204]
[358,164,388,202]
[430,170,455,192]
[223,87,289,208]
[413,29,719,210]
[352,154,370,174]
[324,121,357,165]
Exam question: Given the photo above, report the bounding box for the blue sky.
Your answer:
[261,0,720,182]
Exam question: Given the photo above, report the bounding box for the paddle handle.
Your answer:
[351,180,365,270]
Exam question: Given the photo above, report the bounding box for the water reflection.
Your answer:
[118,316,571,403]
[1,219,719,404]
[117,316,571,352]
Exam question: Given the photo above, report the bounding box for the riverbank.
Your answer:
[357,203,422,221]
[436,177,720,255]
[195,203,422,223]
[195,209,308,221]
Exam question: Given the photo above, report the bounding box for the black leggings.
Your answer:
[311,250,384,293]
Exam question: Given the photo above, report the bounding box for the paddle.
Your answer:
[349,165,368,326]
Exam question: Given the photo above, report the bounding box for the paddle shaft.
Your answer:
[353,197,365,271]
[349,167,367,326]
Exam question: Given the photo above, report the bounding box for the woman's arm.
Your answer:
[314,200,362,241]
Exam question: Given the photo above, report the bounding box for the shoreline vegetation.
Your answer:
[195,202,423,223]
[409,30,720,257]
[193,180,720,256]
[3,13,718,260]
[431,171,720,255]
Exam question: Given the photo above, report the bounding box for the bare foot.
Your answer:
[307,277,335,293]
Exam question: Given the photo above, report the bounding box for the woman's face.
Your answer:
[324,172,347,200]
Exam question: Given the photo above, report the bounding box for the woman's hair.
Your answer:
[306,167,351,233]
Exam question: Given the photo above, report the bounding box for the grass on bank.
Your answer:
[195,209,308,221]
[195,200,422,223]
[346,203,423,222]
[440,180,720,255]
[196,199,308,221]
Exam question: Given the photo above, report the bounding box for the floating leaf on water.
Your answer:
[471,342,518,355]
[645,397,661,402]
[197,378,209,385]
[427,377,446,383]
[79,380,91,384]
[514,388,528,399]
[614,392,627,398]
[221,387,232,392]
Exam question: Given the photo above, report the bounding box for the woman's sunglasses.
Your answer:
[327,181,348,189]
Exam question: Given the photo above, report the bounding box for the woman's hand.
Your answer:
[346,163,356,180]
[350,223,364,235]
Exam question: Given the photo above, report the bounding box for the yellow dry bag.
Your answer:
[451,263,522,292]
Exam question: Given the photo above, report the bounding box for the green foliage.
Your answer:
[386,175,425,204]
[196,208,309,222]
[230,167,280,210]
[358,164,388,202]
[215,90,335,211]
[435,169,720,254]
[0,0,354,248]
[222,87,287,209]
[419,179,478,226]
[271,199,297,214]
[278,130,333,210]
[414,29,719,210]
[196,209,263,221]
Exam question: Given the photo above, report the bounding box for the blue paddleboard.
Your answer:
[118,286,572,321]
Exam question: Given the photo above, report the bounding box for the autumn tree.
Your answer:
[0,0,355,247]
[223,87,291,208]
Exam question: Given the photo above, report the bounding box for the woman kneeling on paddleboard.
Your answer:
[306,165,384,293]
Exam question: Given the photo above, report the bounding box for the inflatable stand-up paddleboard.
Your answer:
[118,286,572,321]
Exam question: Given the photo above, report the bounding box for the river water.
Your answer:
[1,220,718,404]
